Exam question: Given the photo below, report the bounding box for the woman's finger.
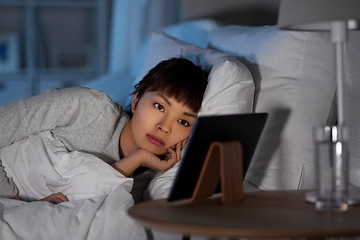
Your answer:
[181,139,188,149]
[56,192,69,202]
[175,142,182,160]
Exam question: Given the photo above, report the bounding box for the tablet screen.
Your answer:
[167,113,268,202]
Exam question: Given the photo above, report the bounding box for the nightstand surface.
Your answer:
[128,191,360,238]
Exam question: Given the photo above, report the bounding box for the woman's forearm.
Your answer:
[111,151,141,177]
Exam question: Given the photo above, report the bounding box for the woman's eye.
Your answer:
[178,119,190,127]
[154,103,164,112]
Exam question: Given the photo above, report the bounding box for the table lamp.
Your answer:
[277,0,360,211]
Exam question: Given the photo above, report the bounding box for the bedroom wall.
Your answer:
[0,0,281,106]
[181,0,280,26]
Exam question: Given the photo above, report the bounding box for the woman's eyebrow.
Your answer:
[184,112,197,118]
[158,93,197,118]
[158,93,171,106]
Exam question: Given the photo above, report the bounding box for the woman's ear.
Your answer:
[131,92,139,114]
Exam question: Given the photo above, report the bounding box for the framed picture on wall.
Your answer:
[0,31,20,73]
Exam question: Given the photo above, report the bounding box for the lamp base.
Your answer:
[305,190,360,206]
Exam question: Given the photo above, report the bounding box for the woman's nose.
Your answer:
[157,119,171,134]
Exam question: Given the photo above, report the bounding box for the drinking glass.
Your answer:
[314,126,348,212]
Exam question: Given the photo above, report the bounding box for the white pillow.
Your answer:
[137,31,255,200]
[130,31,255,116]
[209,25,337,190]
[130,19,222,78]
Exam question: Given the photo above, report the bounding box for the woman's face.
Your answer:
[129,91,197,156]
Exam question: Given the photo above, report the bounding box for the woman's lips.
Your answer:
[146,134,165,146]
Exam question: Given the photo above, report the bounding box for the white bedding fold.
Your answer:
[0,130,146,239]
[0,131,131,201]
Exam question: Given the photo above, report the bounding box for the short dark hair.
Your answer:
[132,58,208,113]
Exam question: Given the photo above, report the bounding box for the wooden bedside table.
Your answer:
[128,191,360,239]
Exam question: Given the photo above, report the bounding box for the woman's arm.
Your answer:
[111,150,142,177]
[12,192,68,204]
[0,87,113,148]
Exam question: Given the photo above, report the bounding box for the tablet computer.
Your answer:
[167,113,268,202]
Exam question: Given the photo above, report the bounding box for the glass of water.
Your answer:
[314,125,348,212]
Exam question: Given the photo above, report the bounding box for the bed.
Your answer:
[1,19,359,240]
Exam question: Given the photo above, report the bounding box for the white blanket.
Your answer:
[0,185,146,240]
[0,131,146,239]
[0,131,131,201]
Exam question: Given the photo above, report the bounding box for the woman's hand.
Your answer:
[39,192,69,204]
[141,139,187,173]
[112,139,187,176]
[12,194,20,200]
[164,139,187,163]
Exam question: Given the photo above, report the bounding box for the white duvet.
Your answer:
[0,131,146,240]
[0,131,132,201]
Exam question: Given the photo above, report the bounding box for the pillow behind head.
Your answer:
[130,31,255,116]
[130,19,222,78]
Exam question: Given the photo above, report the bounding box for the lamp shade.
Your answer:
[278,0,360,31]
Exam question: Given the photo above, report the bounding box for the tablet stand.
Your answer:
[190,141,244,204]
